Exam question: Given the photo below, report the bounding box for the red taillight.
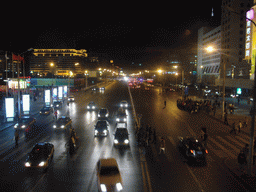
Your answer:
[190,150,194,153]
[205,149,208,154]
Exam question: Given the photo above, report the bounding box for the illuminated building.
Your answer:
[29,49,88,77]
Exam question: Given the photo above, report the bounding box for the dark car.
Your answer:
[53,116,72,130]
[178,137,208,163]
[113,128,130,147]
[14,116,36,132]
[116,109,127,123]
[92,87,99,91]
[39,106,53,115]
[25,142,54,171]
[94,120,109,137]
[52,101,62,109]
[87,101,96,110]
[68,95,75,102]
[98,108,109,119]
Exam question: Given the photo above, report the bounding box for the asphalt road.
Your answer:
[131,84,249,192]
[0,81,144,192]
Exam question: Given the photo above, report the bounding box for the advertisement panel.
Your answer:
[5,98,14,118]
[45,90,50,104]
[23,94,30,113]
[58,86,63,99]
[53,88,57,100]
[88,71,97,77]
[63,86,67,97]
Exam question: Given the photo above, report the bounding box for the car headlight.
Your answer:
[40,111,42,114]
[125,104,128,107]
[14,124,18,128]
[100,184,107,192]
[68,99,70,101]
[116,182,123,191]
[25,162,31,167]
[95,130,98,135]
[114,139,118,144]
[103,130,107,134]
[56,105,59,107]
[124,118,127,122]
[116,118,120,122]
[106,114,109,117]
[39,161,45,167]
[124,139,129,144]
[98,114,101,117]
[87,106,90,109]
[120,104,123,107]
[21,125,26,128]
[61,125,65,128]
[92,106,95,109]
[53,125,56,128]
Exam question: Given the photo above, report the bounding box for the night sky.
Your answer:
[1,1,222,69]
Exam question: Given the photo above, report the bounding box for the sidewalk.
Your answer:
[0,98,44,132]
[187,95,256,190]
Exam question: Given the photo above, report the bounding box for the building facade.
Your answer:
[197,26,222,85]
[29,49,88,77]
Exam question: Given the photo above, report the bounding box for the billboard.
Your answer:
[88,71,97,78]
[63,86,67,97]
[45,90,50,104]
[5,98,14,118]
[23,94,30,114]
[53,88,57,100]
[58,86,63,99]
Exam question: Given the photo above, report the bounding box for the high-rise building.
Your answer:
[197,26,221,85]
[29,49,88,77]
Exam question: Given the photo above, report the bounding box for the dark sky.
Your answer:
[1,1,222,69]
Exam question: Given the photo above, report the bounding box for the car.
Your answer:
[94,120,109,137]
[52,101,62,108]
[39,106,53,115]
[98,108,109,119]
[120,100,128,108]
[116,109,127,123]
[113,128,130,147]
[87,101,96,110]
[14,116,36,132]
[53,116,72,130]
[92,87,99,91]
[178,136,208,163]
[70,88,78,92]
[96,158,123,192]
[68,95,75,102]
[25,142,54,171]
[100,87,105,90]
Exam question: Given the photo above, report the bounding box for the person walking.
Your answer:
[159,137,166,154]
[54,110,58,120]
[238,120,242,133]
[224,112,229,125]
[230,122,237,135]
[238,151,247,170]
[14,130,19,146]
[163,100,166,109]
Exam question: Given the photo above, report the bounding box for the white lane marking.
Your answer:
[209,137,236,158]
[186,164,205,192]
[144,161,153,192]
[226,136,246,148]
[217,136,240,153]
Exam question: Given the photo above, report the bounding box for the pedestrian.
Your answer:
[159,137,166,154]
[224,112,229,125]
[238,151,247,170]
[54,110,58,120]
[242,117,248,128]
[241,144,249,157]
[14,130,19,146]
[201,131,208,147]
[164,100,166,108]
[238,120,242,133]
[230,122,237,134]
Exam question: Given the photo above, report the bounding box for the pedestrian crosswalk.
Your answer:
[161,132,252,162]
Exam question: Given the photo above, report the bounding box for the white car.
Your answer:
[120,100,128,108]
[97,158,123,192]
[68,95,75,102]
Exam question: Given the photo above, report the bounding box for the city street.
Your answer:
[0,81,144,192]
[0,81,254,192]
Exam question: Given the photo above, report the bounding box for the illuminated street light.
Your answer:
[50,63,54,67]
[158,69,162,74]
[206,46,214,53]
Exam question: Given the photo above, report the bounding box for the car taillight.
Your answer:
[190,149,194,153]
[205,149,208,154]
